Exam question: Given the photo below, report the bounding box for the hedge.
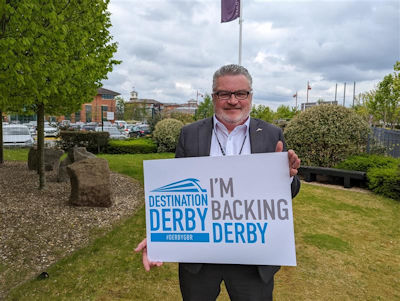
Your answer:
[59,131,109,153]
[336,154,400,200]
[106,138,157,154]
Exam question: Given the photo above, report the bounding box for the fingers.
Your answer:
[134,237,163,272]
[134,238,147,252]
[275,141,283,152]
[288,150,301,177]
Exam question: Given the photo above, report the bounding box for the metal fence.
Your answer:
[368,127,400,158]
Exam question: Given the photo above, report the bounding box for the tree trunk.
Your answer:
[0,109,3,165]
[37,103,46,189]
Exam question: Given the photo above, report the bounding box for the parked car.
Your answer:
[128,125,145,138]
[3,125,34,147]
[137,124,151,135]
[44,124,59,137]
[95,126,126,140]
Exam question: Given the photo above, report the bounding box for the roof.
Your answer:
[97,88,120,96]
[127,98,162,105]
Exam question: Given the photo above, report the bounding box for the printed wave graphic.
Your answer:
[151,178,207,193]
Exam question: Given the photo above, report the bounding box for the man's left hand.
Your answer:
[275,141,301,177]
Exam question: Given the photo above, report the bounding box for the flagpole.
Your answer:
[307,81,309,103]
[238,0,243,65]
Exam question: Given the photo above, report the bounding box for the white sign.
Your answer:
[143,152,296,266]
[106,111,114,120]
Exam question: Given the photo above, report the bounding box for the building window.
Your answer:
[101,105,108,121]
[102,94,114,100]
[75,111,81,122]
[85,105,92,123]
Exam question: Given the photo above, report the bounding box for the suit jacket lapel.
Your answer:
[198,117,213,156]
[249,118,264,154]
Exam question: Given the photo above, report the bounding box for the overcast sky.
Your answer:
[102,0,399,110]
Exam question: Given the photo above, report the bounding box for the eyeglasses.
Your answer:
[213,90,252,101]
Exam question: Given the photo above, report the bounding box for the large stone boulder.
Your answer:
[68,147,96,162]
[67,158,112,207]
[57,147,96,182]
[28,147,64,172]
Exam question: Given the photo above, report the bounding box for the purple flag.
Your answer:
[221,0,240,23]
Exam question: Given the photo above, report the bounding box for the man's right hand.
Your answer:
[134,238,163,271]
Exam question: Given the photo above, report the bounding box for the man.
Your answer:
[136,64,301,300]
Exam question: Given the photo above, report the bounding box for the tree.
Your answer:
[194,94,214,120]
[124,102,147,122]
[0,1,119,188]
[356,62,400,129]
[115,96,125,120]
[274,105,297,120]
[250,104,274,122]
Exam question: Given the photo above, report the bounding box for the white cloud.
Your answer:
[102,0,399,110]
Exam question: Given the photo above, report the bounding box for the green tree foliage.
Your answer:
[152,118,184,152]
[124,102,147,122]
[284,104,370,167]
[353,62,400,129]
[115,96,125,120]
[0,0,119,188]
[250,104,274,122]
[194,94,214,120]
[167,111,194,124]
[275,105,298,120]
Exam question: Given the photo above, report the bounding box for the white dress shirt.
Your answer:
[210,115,251,157]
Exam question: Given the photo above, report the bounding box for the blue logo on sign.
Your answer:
[148,178,209,243]
[151,178,207,193]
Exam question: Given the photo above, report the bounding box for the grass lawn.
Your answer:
[4,151,400,300]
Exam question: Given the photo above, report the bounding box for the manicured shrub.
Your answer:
[59,131,109,153]
[335,154,399,172]
[152,118,184,152]
[336,154,400,200]
[368,166,400,200]
[284,104,370,167]
[106,138,157,154]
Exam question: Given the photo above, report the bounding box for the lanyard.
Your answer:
[213,128,247,156]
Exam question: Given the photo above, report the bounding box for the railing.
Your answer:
[368,127,400,158]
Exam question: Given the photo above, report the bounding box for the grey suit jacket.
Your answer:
[175,117,301,283]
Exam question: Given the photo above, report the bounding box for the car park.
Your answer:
[95,126,126,140]
[3,125,34,147]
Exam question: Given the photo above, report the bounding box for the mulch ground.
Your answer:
[0,161,143,299]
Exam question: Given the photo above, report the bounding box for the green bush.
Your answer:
[59,131,109,153]
[335,154,400,200]
[335,154,399,172]
[368,166,400,200]
[284,104,370,167]
[152,118,184,152]
[106,138,157,154]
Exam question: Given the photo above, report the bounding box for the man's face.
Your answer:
[212,74,252,129]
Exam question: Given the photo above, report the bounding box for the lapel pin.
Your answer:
[256,128,263,132]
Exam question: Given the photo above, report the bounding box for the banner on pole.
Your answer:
[143,153,297,266]
[221,0,240,23]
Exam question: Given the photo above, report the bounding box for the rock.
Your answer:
[58,147,96,182]
[68,147,96,163]
[28,147,64,172]
[67,158,112,207]
[57,156,73,182]
[28,147,38,171]
[44,149,64,172]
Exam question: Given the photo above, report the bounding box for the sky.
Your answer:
[102,0,400,110]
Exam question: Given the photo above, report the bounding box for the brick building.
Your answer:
[60,88,120,123]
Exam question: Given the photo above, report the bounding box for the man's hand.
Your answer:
[134,238,163,271]
[275,141,301,177]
